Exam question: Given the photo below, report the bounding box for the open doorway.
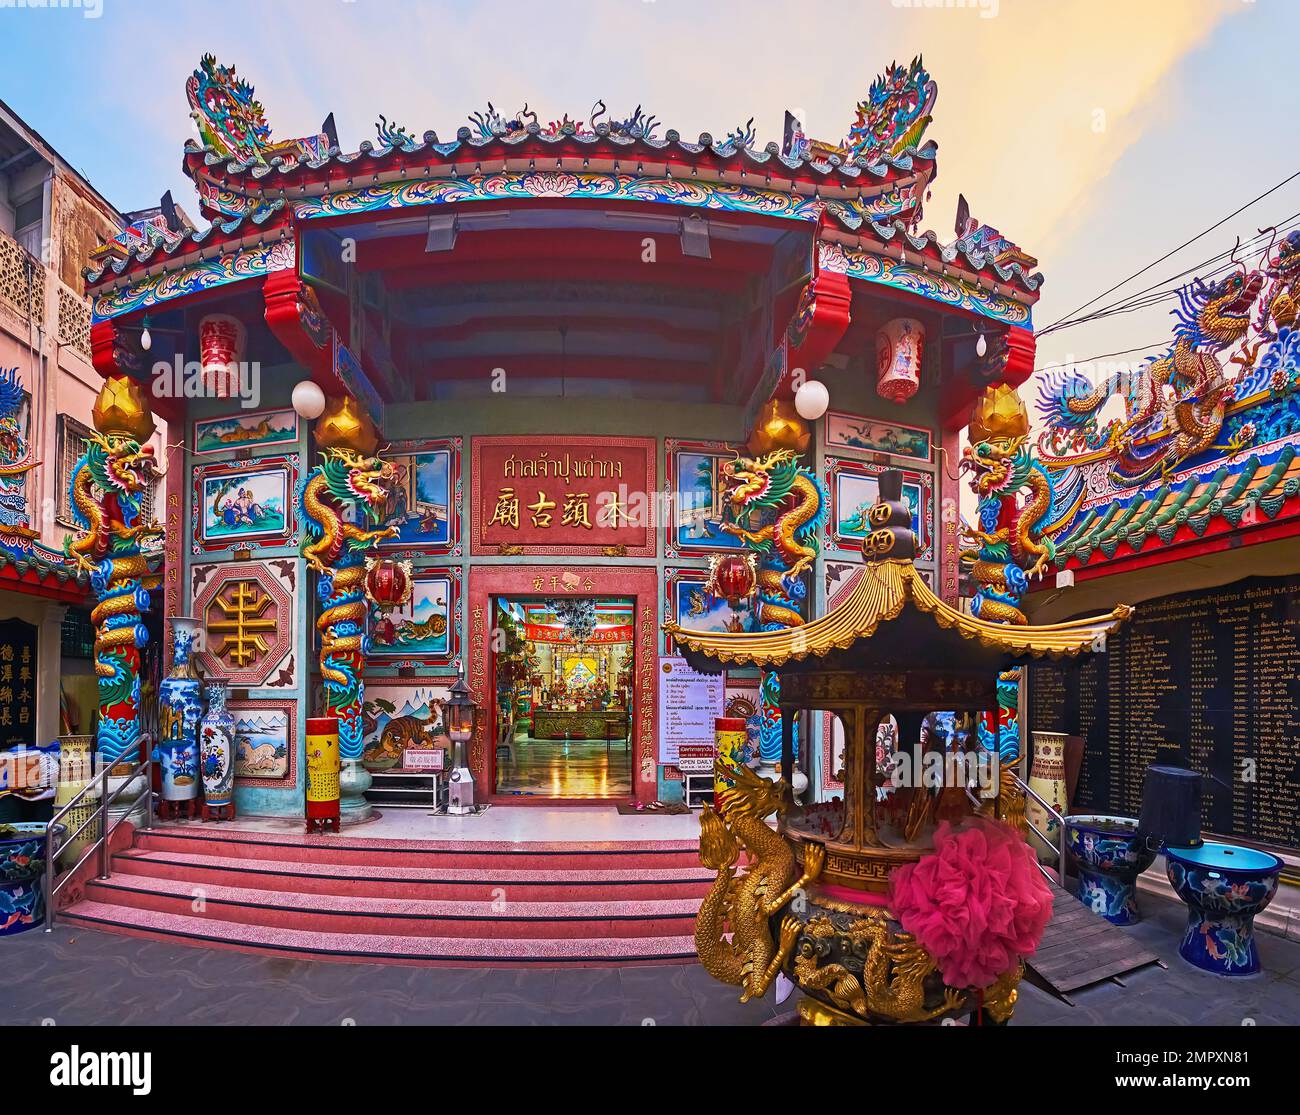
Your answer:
[492,595,634,798]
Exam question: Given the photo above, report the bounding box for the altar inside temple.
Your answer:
[493,596,633,797]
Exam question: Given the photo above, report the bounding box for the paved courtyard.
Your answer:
[3,893,1298,1026]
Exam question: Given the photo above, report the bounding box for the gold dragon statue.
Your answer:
[696,763,825,1001]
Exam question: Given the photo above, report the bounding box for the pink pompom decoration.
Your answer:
[888,817,1052,989]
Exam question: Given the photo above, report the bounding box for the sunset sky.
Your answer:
[3,0,1296,395]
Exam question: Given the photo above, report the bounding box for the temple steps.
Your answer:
[127,826,705,872]
[58,825,710,966]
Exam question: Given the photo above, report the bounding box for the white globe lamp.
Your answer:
[291,379,327,420]
[794,379,830,421]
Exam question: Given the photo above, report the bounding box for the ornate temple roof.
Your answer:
[1053,444,1300,570]
[84,54,1044,307]
[665,558,1130,667]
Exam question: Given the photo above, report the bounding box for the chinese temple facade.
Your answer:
[56,55,1047,820]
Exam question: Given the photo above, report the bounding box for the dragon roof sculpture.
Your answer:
[1037,229,1300,572]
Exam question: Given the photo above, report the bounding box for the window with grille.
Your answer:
[55,414,159,531]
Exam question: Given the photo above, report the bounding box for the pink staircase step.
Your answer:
[84,874,698,939]
[60,826,714,967]
[112,848,713,902]
[134,826,703,871]
[60,900,698,967]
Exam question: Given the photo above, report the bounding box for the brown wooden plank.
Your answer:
[1031,940,1161,981]
[1052,954,1162,993]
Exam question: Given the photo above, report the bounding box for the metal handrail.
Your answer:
[1007,769,1068,885]
[44,753,153,933]
[965,769,1069,885]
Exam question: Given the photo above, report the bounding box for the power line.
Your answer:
[1033,340,1170,375]
[1040,213,1300,337]
[1040,169,1300,334]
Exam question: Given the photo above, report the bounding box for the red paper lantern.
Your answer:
[707,553,757,606]
[876,317,925,403]
[364,557,413,610]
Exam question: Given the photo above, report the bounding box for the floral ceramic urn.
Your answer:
[199,679,236,820]
[158,617,203,807]
[1026,731,1068,861]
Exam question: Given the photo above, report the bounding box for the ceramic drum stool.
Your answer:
[1064,815,1156,924]
[0,822,64,934]
[1165,842,1283,976]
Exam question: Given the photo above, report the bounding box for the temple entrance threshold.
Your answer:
[468,566,660,805]
[493,594,634,799]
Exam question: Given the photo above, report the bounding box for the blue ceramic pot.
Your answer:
[158,617,203,802]
[1064,814,1156,925]
[0,822,65,935]
[1165,842,1282,976]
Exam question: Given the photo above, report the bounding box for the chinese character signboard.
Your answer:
[0,618,37,750]
[470,436,656,557]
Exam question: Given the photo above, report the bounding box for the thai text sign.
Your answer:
[471,436,656,556]
[657,656,724,765]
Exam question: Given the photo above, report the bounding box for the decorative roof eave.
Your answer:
[84,200,292,287]
[90,237,296,323]
[823,217,1043,299]
[818,241,1034,329]
[663,559,1130,667]
[0,541,163,601]
[181,130,939,196]
[1054,444,1300,571]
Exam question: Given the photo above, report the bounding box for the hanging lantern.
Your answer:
[746,397,810,455]
[199,313,246,398]
[876,317,925,403]
[364,557,413,611]
[706,553,757,607]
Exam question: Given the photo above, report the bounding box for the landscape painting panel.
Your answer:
[195,408,298,455]
[674,449,746,552]
[380,447,451,548]
[371,574,452,659]
[826,411,932,463]
[200,467,289,542]
[233,708,291,780]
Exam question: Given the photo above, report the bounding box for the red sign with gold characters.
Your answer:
[471,435,656,556]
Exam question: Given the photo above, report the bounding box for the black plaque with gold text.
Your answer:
[1027,574,1300,851]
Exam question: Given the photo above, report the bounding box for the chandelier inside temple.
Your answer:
[546,597,598,644]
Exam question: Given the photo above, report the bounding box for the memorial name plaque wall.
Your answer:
[1028,574,1300,851]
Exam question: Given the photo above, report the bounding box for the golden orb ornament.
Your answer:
[746,397,810,456]
[315,395,379,455]
[92,375,156,442]
[968,383,1029,445]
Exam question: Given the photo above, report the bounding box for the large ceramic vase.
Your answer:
[1026,731,1068,862]
[1064,815,1156,924]
[0,822,64,934]
[1166,842,1283,976]
[157,617,203,809]
[199,679,236,819]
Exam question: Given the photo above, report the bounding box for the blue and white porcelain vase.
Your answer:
[199,679,235,810]
[157,617,203,803]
